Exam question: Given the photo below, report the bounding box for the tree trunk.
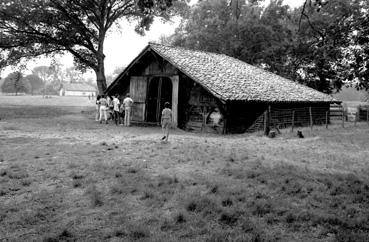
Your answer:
[95,34,107,95]
[95,65,107,95]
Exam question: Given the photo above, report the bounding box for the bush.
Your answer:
[85,184,103,207]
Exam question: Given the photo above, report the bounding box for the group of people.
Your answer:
[95,93,133,126]
[94,93,172,142]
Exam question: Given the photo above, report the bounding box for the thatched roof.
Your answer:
[64,83,96,92]
[109,43,338,103]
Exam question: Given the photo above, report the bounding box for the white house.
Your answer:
[60,83,96,96]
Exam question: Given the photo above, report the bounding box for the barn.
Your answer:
[60,83,96,97]
[106,43,338,134]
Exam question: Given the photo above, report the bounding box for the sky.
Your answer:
[2,0,305,78]
[103,0,305,75]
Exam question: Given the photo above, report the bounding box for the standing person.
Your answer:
[95,95,101,121]
[119,98,125,126]
[123,93,133,126]
[161,102,172,142]
[112,94,121,126]
[107,95,114,121]
[99,95,109,124]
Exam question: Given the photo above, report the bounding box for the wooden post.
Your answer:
[170,75,179,127]
[291,110,295,132]
[222,103,228,134]
[309,107,313,130]
[264,110,268,135]
[268,105,272,129]
[342,105,345,128]
[354,111,357,126]
[325,111,328,129]
[201,106,206,133]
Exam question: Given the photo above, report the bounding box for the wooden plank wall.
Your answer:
[184,84,224,134]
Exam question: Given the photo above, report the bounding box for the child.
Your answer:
[161,102,172,142]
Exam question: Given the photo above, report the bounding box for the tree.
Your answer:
[169,0,295,77]
[343,1,369,90]
[169,0,368,94]
[23,74,44,95]
[32,66,54,85]
[1,71,30,95]
[65,67,84,83]
[32,65,56,95]
[0,0,186,94]
[294,0,368,93]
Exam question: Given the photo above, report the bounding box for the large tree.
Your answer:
[294,0,367,93]
[0,0,185,94]
[1,71,30,95]
[23,74,44,95]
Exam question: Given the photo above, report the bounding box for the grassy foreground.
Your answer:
[1,96,369,241]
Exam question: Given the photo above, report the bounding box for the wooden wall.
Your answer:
[178,74,225,134]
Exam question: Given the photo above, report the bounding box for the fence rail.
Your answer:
[246,104,369,133]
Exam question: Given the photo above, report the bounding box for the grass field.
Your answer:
[1,95,369,241]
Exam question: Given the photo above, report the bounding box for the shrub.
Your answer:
[127,167,138,174]
[140,190,155,200]
[221,198,233,207]
[174,211,187,224]
[185,195,220,217]
[43,229,74,242]
[219,210,239,226]
[110,184,125,195]
[114,172,122,178]
[129,226,150,240]
[21,179,32,186]
[0,169,7,176]
[85,184,103,207]
[0,188,7,196]
[251,199,273,216]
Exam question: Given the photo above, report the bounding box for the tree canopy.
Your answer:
[167,0,369,94]
[1,71,30,95]
[23,74,44,95]
[0,0,186,94]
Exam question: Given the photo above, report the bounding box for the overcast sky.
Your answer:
[103,0,305,75]
[2,0,305,78]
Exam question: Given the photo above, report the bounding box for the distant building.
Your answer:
[333,86,367,103]
[60,83,96,96]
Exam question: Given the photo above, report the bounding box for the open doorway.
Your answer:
[146,77,172,123]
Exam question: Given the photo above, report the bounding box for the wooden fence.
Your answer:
[246,104,367,133]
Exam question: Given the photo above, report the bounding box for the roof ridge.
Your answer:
[149,42,228,58]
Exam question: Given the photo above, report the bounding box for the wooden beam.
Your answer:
[171,75,179,127]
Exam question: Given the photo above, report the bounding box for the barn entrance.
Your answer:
[147,77,172,123]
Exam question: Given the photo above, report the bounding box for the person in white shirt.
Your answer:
[122,93,134,126]
[112,94,121,126]
[161,102,172,142]
[98,95,108,124]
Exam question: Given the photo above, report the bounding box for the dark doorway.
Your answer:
[146,77,172,123]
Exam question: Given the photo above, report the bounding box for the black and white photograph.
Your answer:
[1,0,369,241]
